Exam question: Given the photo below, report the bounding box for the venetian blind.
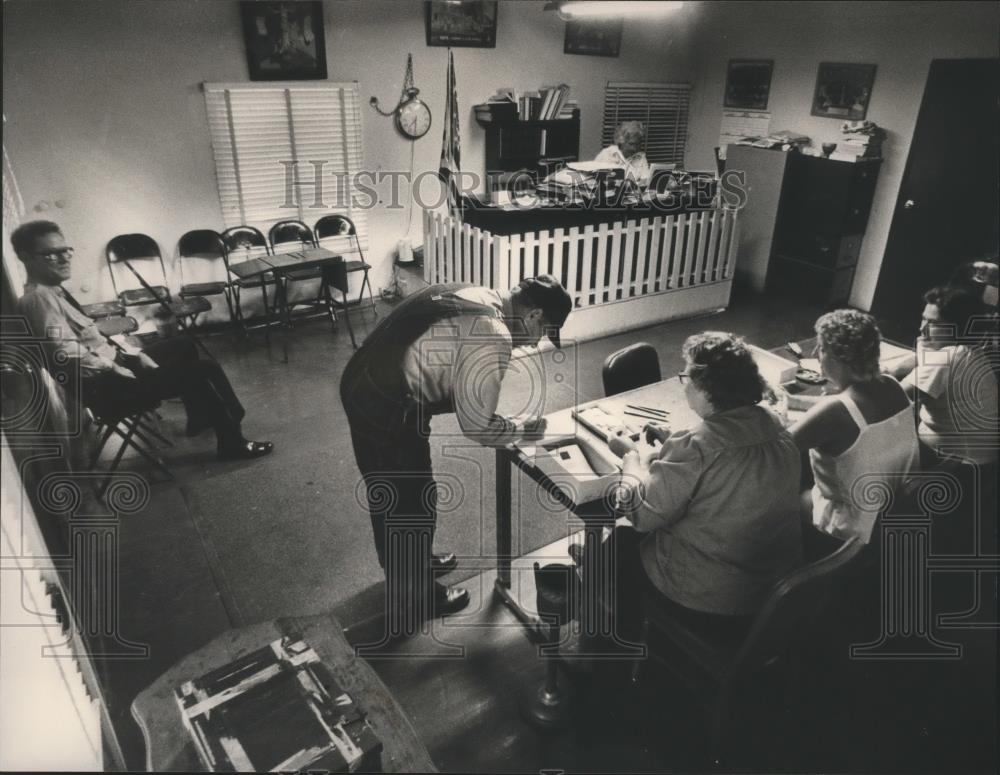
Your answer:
[203,82,368,250]
[601,81,691,166]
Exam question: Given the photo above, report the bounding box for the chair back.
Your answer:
[220,225,271,270]
[268,220,316,251]
[178,229,226,286]
[732,536,865,675]
[105,233,168,298]
[314,214,357,239]
[602,343,661,396]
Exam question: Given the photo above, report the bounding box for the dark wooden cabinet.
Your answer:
[767,154,881,305]
[481,114,580,178]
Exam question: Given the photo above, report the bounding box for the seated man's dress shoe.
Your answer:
[217,439,274,461]
[434,583,470,616]
[431,552,458,574]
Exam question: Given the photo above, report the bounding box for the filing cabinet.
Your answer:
[766,155,881,305]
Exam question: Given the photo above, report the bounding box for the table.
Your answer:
[228,247,355,361]
[493,377,700,639]
[131,612,437,772]
[492,337,916,638]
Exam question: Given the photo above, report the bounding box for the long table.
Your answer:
[227,246,355,360]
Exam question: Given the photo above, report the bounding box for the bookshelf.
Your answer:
[478,112,581,180]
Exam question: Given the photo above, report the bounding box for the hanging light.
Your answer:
[545,1,684,20]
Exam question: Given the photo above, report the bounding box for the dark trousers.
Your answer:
[341,380,438,633]
[85,336,245,445]
[589,526,753,645]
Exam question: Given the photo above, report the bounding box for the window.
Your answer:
[203,82,368,249]
[601,81,691,166]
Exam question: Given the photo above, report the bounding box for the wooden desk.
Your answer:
[131,613,437,773]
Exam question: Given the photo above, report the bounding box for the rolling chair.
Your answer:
[220,225,275,334]
[177,229,235,324]
[105,233,211,325]
[602,342,661,396]
[631,536,865,765]
[314,214,377,315]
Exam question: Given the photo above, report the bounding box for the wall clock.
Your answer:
[370,54,432,141]
[395,88,432,139]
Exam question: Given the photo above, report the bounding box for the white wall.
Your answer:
[2,0,698,311]
[684,1,999,309]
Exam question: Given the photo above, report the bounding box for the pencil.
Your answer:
[627,404,669,415]
[624,410,668,421]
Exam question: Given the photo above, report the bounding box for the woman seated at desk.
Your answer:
[602,332,802,639]
[593,120,652,187]
[789,310,919,545]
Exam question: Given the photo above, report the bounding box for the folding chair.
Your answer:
[314,214,377,315]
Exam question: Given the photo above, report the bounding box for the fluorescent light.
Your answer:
[556,1,684,19]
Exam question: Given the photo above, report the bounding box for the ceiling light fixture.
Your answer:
[545,1,684,20]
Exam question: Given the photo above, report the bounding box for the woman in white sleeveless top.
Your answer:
[790,310,919,543]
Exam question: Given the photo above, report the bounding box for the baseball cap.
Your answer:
[518,274,573,348]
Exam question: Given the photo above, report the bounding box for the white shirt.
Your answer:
[401,287,517,446]
[904,340,999,464]
[593,145,651,186]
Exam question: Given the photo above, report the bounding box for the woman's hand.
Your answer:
[608,428,637,458]
[643,422,670,445]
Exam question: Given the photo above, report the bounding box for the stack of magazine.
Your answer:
[175,636,382,772]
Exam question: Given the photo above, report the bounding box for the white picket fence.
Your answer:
[422,207,740,343]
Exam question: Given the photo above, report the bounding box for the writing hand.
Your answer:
[520,416,547,440]
[608,428,637,458]
[643,422,670,445]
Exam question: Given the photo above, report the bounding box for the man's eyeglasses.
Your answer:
[32,247,74,262]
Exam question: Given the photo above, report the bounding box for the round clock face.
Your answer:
[396,99,432,140]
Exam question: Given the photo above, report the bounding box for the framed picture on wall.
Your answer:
[564,18,623,57]
[240,1,327,81]
[724,59,774,110]
[425,1,498,48]
[811,62,877,120]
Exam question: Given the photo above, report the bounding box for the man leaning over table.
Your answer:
[11,220,273,461]
[340,275,572,637]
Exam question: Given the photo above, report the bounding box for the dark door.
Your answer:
[871,59,999,341]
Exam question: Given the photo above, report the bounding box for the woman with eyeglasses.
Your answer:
[790,309,919,545]
[602,331,802,639]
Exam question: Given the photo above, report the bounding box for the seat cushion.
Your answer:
[344,260,371,273]
[283,268,323,281]
[95,316,138,337]
[181,281,227,296]
[120,286,170,305]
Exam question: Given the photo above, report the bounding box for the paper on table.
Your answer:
[800,358,821,373]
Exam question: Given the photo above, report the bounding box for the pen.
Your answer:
[627,404,668,415]
[624,410,668,421]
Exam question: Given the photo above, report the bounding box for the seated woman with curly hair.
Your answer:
[593,120,652,186]
[602,332,803,639]
[790,309,919,544]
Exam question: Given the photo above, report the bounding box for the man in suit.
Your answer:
[12,219,272,460]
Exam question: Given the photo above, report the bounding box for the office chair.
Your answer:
[602,343,661,396]
[631,536,865,764]
[314,214,377,315]
[177,229,235,324]
[220,225,275,333]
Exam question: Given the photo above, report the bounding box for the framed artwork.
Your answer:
[564,18,623,57]
[425,1,498,48]
[811,62,877,120]
[240,1,327,80]
[724,59,774,110]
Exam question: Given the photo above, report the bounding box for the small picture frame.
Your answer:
[811,62,877,120]
[240,1,327,81]
[564,18,623,57]
[724,59,774,111]
[425,1,498,48]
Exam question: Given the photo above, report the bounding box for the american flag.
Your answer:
[438,50,461,214]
